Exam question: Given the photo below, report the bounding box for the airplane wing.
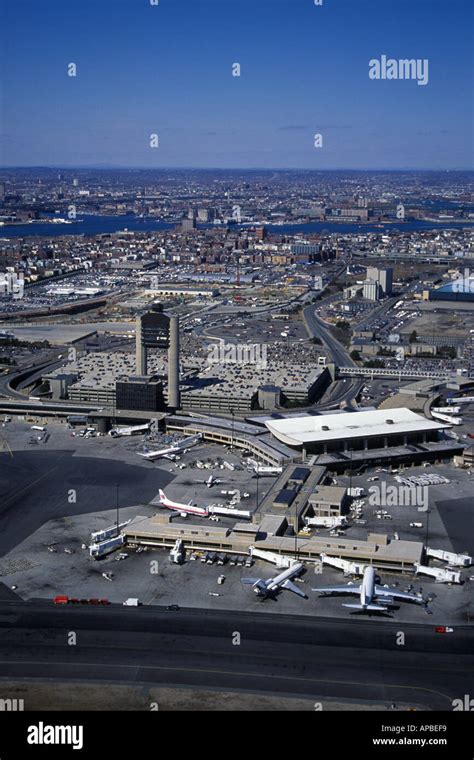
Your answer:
[312,584,361,595]
[374,585,423,603]
[281,579,307,598]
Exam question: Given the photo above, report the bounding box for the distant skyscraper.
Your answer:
[0,182,5,200]
[182,217,196,231]
[363,279,381,301]
[366,266,393,296]
[73,178,79,187]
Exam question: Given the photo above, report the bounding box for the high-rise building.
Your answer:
[116,375,164,412]
[366,266,393,296]
[181,217,196,231]
[0,182,5,201]
[363,279,381,301]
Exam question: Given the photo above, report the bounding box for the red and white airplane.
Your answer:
[155,489,209,518]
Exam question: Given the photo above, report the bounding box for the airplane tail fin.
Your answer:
[158,489,166,502]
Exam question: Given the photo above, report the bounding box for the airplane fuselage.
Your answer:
[360,566,376,607]
[158,489,208,517]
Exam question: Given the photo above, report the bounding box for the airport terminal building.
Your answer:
[265,408,450,454]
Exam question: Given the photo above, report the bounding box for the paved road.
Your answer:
[303,304,364,408]
[0,600,471,709]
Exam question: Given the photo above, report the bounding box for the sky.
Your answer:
[0,0,473,169]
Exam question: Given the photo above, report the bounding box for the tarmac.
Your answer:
[0,419,472,627]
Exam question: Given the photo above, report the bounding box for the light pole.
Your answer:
[294,498,298,561]
[348,448,353,494]
[424,508,431,553]
[115,483,120,536]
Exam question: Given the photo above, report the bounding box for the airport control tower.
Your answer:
[135,305,180,410]
[167,315,180,411]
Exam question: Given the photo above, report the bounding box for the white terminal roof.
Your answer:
[265,408,449,447]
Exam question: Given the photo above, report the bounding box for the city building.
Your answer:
[366,266,393,296]
[115,375,164,412]
[363,278,381,301]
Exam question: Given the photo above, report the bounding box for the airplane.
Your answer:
[138,434,202,462]
[109,423,151,438]
[249,466,283,477]
[241,562,307,600]
[194,475,223,488]
[312,566,424,612]
[138,445,180,461]
[155,489,209,518]
[246,459,283,476]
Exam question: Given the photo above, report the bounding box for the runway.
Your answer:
[0,600,472,710]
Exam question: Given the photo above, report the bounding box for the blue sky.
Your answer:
[1,0,472,168]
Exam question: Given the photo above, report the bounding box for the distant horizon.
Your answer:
[1,165,473,173]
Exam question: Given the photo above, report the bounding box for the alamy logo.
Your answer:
[207,342,267,369]
[452,695,474,711]
[27,722,83,750]
[452,267,474,294]
[0,272,24,299]
[368,483,428,512]
[0,698,24,711]
[369,55,429,86]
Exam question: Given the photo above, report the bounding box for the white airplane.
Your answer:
[312,566,424,612]
[155,489,209,518]
[138,445,181,461]
[194,475,223,488]
[109,423,151,437]
[138,434,202,462]
[249,466,283,476]
[247,459,282,476]
[241,562,307,600]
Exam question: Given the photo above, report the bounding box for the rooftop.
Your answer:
[265,407,448,446]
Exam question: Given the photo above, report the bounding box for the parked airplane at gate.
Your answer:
[138,444,181,461]
[312,566,424,612]
[246,459,283,476]
[241,562,307,599]
[155,489,209,517]
[138,434,202,461]
[194,475,223,488]
[109,423,151,437]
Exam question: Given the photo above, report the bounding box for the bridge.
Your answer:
[338,366,452,381]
